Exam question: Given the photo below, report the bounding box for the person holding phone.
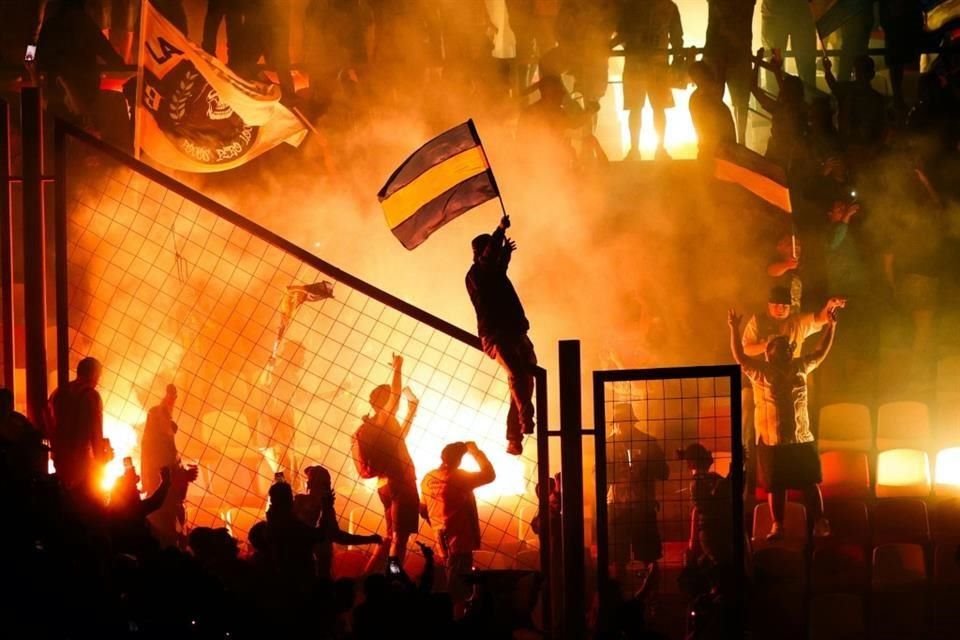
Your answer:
[420,441,496,616]
[353,354,424,574]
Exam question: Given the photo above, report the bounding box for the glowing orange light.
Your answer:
[100,414,140,493]
[935,447,960,495]
[876,448,932,497]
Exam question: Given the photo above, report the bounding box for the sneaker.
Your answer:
[522,420,535,435]
[624,147,642,161]
[766,522,784,542]
[654,146,672,161]
[813,518,832,538]
[506,440,524,456]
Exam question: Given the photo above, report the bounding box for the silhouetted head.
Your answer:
[780,75,804,104]
[766,286,792,320]
[369,384,391,413]
[472,234,492,262]
[162,384,177,411]
[765,335,794,364]
[304,465,332,494]
[268,481,294,511]
[77,357,102,387]
[441,442,468,469]
[363,573,389,601]
[249,521,269,554]
[853,55,875,83]
[677,443,714,473]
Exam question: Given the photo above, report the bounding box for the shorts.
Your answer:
[756,442,822,491]
[378,481,420,538]
[609,503,663,564]
[622,58,674,111]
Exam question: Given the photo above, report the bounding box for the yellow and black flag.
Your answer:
[378,120,500,250]
[714,142,792,213]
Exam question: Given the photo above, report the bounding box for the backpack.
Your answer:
[351,418,385,480]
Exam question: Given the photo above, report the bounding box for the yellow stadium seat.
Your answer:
[876,449,931,498]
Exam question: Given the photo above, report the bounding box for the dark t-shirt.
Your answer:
[466,238,529,342]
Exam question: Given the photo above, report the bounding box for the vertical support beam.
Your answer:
[558,340,585,640]
[54,123,69,389]
[592,372,610,623]
[729,372,746,633]
[20,87,49,426]
[0,100,14,393]
[533,366,552,635]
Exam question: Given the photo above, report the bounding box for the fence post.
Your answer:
[20,87,49,426]
[534,366,553,635]
[0,100,13,393]
[559,339,585,640]
[54,122,69,389]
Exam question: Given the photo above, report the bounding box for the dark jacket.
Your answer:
[465,226,529,342]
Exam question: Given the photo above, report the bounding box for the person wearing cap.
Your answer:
[729,308,837,541]
[605,402,669,592]
[739,288,845,476]
[293,465,383,580]
[420,441,496,614]
[678,443,731,568]
[466,215,537,456]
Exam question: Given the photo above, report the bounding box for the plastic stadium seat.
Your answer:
[820,451,871,500]
[937,356,960,402]
[752,502,807,551]
[872,543,927,590]
[876,449,932,498]
[877,401,930,451]
[873,499,930,545]
[822,499,871,548]
[932,499,960,543]
[811,544,869,593]
[809,593,865,640]
[819,403,873,452]
[936,400,960,447]
[935,447,960,497]
[752,547,807,587]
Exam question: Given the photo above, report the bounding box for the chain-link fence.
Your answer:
[57,125,545,573]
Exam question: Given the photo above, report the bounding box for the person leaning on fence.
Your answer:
[728,308,836,542]
[352,354,425,573]
[466,215,537,456]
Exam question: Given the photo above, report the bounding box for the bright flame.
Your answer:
[100,414,140,492]
[876,448,931,496]
[936,448,960,493]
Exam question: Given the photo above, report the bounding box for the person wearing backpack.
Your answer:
[353,354,424,573]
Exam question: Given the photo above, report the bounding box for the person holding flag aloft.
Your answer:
[466,215,536,456]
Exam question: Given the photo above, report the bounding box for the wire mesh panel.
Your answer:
[593,366,743,635]
[59,131,542,571]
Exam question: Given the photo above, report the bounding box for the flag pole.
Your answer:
[133,0,149,160]
[468,119,509,218]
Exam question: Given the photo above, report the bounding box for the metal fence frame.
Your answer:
[592,364,745,633]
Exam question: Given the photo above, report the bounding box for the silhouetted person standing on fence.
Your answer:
[294,465,383,581]
[421,441,495,615]
[141,384,198,549]
[759,0,817,91]
[353,354,423,573]
[48,357,111,498]
[466,215,537,456]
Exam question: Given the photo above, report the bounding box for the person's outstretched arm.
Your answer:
[400,387,419,440]
[815,297,846,325]
[378,353,403,423]
[728,310,763,371]
[751,48,779,113]
[804,317,837,371]
[460,442,496,489]
[479,216,510,264]
[822,56,839,94]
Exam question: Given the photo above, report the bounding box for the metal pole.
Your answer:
[54,122,69,389]
[558,340,585,640]
[0,100,14,393]
[534,366,552,635]
[20,87,49,426]
[592,372,610,626]
[729,371,746,636]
